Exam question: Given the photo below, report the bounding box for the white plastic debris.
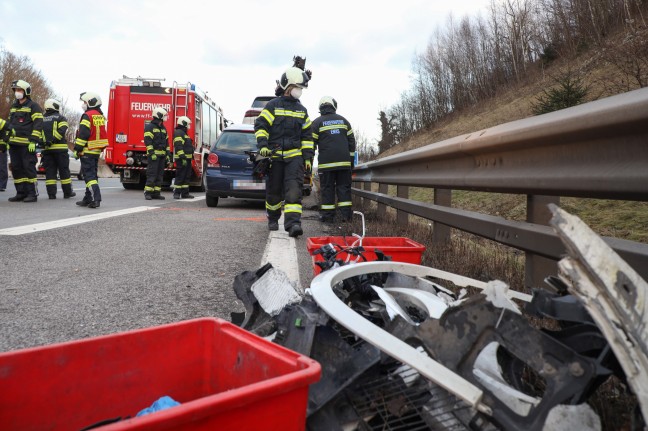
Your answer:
[481,280,522,314]
[251,266,303,316]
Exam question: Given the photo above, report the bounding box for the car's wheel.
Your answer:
[206,195,219,207]
[122,182,138,190]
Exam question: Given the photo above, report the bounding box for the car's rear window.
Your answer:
[212,131,256,154]
[251,96,273,109]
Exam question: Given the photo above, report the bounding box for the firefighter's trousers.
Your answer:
[8,144,37,198]
[42,150,74,197]
[80,155,101,203]
[174,160,191,194]
[266,156,304,230]
[319,168,353,221]
[145,157,165,195]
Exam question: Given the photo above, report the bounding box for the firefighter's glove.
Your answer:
[259,147,272,157]
[28,142,36,153]
[150,154,157,161]
[182,159,187,167]
[305,159,312,172]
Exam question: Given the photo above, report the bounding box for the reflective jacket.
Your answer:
[254,95,314,161]
[74,108,108,157]
[0,118,8,151]
[173,126,193,160]
[144,118,169,156]
[42,110,69,152]
[8,98,43,146]
[311,105,356,171]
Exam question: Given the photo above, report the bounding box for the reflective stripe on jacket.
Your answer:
[8,98,43,146]
[311,105,356,171]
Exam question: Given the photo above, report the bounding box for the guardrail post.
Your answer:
[377,183,388,218]
[525,195,560,288]
[363,181,372,211]
[433,188,452,244]
[397,186,409,225]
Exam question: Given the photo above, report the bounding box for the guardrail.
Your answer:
[351,87,648,287]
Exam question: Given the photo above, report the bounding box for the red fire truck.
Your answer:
[105,76,227,190]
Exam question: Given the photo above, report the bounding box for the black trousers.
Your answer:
[145,156,165,194]
[0,149,7,189]
[8,145,37,197]
[81,155,101,203]
[42,150,73,196]
[174,159,192,193]
[319,169,353,221]
[266,156,304,229]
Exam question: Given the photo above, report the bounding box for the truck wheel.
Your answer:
[206,195,219,207]
[122,183,138,190]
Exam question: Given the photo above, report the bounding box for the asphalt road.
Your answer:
[0,177,335,352]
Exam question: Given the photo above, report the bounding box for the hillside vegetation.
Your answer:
[375,25,648,244]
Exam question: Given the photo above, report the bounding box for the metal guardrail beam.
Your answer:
[353,88,648,200]
[353,188,648,281]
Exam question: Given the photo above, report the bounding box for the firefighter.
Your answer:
[144,107,170,200]
[312,96,356,222]
[42,98,76,199]
[172,116,194,199]
[74,91,108,208]
[0,117,8,191]
[255,66,313,237]
[6,79,43,203]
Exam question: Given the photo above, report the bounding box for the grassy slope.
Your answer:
[378,38,648,244]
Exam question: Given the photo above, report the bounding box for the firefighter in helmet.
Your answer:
[74,91,108,208]
[312,96,356,222]
[172,116,195,199]
[144,107,170,200]
[254,66,313,237]
[6,79,43,202]
[0,116,9,192]
[42,98,76,199]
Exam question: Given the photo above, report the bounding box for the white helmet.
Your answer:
[279,66,310,90]
[44,98,62,111]
[319,96,337,112]
[80,91,102,108]
[152,107,168,120]
[177,116,191,127]
[12,79,32,96]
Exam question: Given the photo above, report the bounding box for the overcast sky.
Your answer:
[0,0,491,144]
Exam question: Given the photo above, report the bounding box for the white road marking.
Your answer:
[0,206,158,236]
[261,215,301,289]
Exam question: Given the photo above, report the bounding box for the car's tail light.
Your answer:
[207,152,220,167]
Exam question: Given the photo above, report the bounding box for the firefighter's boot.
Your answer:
[173,191,181,199]
[88,201,100,209]
[288,224,303,238]
[181,192,195,199]
[144,192,153,201]
[62,183,76,199]
[76,198,91,206]
[268,220,279,231]
[8,194,26,202]
[23,183,37,203]
[151,192,165,200]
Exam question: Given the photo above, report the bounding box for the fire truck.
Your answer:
[105,76,227,190]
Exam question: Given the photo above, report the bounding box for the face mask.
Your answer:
[81,102,88,111]
[15,91,24,100]
[290,88,303,99]
[163,115,169,122]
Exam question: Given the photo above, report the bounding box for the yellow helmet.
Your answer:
[12,79,32,97]
[152,107,168,120]
[80,92,102,108]
[279,67,310,90]
[318,96,337,112]
[177,116,191,127]
[44,98,62,111]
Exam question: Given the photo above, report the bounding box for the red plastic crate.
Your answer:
[307,236,426,275]
[0,318,321,431]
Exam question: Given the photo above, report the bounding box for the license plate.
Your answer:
[116,134,127,143]
[233,179,265,190]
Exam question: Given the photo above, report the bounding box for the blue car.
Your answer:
[205,124,265,207]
